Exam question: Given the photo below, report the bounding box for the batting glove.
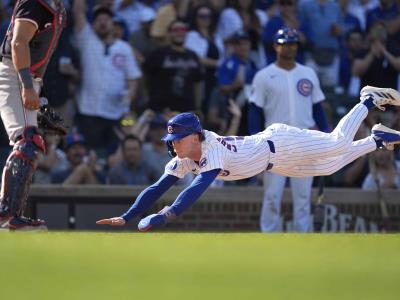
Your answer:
[138,206,176,232]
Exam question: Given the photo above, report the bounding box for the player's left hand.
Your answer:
[96,217,126,226]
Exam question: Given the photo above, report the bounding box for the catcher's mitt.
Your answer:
[37,98,68,136]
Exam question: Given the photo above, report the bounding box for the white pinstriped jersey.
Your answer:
[249,63,325,128]
[165,130,273,181]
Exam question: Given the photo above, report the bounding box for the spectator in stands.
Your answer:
[72,1,142,150]
[217,0,268,68]
[299,0,342,87]
[34,134,68,184]
[108,134,156,185]
[150,0,192,46]
[51,133,105,185]
[112,16,130,41]
[338,0,362,49]
[143,19,203,114]
[352,21,400,90]
[129,7,157,112]
[213,30,257,135]
[262,0,311,64]
[209,0,226,16]
[362,150,400,190]
[130,6,157,65]
[185,4,223,116]
[339,29,366,94]
[366,0,398,30]
[107,109,155,167]
[113,0,155,36]
[348,0,378,30]
[42,29,80,130]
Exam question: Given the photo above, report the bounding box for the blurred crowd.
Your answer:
[0,0,399,189]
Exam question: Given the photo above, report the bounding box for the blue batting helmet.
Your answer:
[274,27,300,44]
[162,112,203,141]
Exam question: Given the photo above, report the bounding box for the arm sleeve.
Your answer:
[312,102,330,133]
[121,174,179,222]
[248,102,264,134]
[170,169,220,215]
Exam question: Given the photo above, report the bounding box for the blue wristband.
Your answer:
[18,67,33,89]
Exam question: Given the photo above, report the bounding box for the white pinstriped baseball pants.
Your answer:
[0,58,39,144]
[260,173,313,232]
[266,103,376,177]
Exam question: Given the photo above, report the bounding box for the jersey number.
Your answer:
[216,136,244,152]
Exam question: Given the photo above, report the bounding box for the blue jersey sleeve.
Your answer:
[170,169,220,215]
[121,174,179,222]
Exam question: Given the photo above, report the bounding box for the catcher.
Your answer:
[0,0,67,230]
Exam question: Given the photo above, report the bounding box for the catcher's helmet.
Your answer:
[274,27,300,44]
[162,112,203,142]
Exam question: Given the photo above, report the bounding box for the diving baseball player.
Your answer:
[248,28,329,232]
[97,86,400,231]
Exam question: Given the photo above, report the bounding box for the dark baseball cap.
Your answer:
[274,27,299,44]
[65,133,86,149]
[231,30,250,42]
[161,112,203,141]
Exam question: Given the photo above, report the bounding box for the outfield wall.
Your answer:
[29,185,400,233]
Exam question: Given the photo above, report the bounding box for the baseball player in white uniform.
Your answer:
[248,28,329,232]
[96,85,400,231]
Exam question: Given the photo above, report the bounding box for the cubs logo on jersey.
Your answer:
[297,79,313,97]
[199,158,207,167]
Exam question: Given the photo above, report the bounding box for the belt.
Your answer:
[266,140,275,171]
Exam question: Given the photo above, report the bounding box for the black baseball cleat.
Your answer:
[3,216,48,231]
[360,86,400,111]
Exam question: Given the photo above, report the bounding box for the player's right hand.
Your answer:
[96,217,126,226]
[22,87,40,110]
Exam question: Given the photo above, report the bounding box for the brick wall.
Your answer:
[29,185,400,232]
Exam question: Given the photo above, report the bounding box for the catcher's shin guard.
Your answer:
[0,127,45,216]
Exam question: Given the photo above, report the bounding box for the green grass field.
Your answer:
[1,232,399,300]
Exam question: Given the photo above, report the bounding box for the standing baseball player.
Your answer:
[248,27,329,232]
[0,0,66,230]
[97,85,400,232]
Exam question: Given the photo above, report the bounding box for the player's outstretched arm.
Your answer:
[138,169,221,231]
[96,174,179,226]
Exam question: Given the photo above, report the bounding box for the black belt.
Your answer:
[266,140,275,171]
